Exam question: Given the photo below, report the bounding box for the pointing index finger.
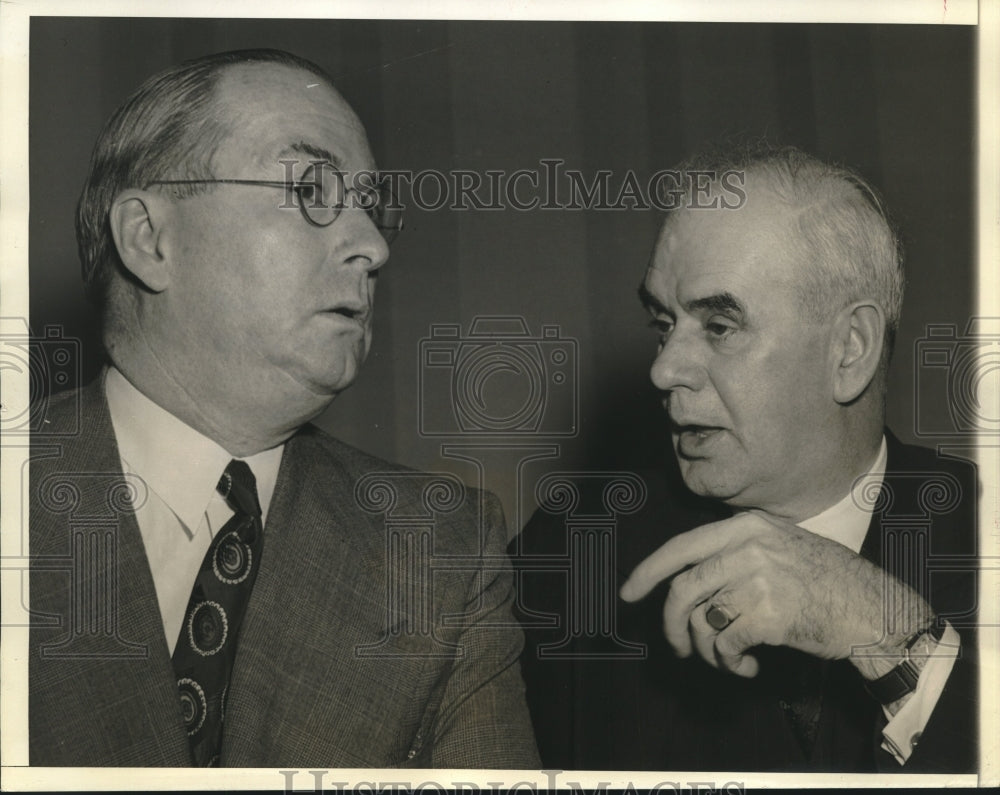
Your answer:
[619,515,749,601]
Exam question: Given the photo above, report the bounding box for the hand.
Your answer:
[620,511,933,679]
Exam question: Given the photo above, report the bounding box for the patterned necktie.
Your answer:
[171,459,264,767]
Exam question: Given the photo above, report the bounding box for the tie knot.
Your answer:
[217,459,262,519]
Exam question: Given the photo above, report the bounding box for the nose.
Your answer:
[649,329,703,393]
[337,203,390,273]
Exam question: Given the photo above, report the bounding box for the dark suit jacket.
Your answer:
[30,378,540,767]
[513,431,978,772]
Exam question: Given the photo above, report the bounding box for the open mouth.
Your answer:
[671,423,724,456]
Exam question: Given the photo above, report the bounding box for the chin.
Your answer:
[281,357,361,399]
[302,339,369,389]
[677,460,744,502]
[314,368,360,396]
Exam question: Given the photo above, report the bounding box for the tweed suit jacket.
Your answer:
[514,431,978,772]
[29,378,540,767]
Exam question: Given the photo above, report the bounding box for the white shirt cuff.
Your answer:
[880,623,961,765]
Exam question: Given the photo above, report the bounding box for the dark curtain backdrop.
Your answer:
[29,18,975,532]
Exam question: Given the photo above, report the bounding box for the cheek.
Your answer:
[712,354,781,423]
[218,233,318,314]
[714,348,816,439]
[736,343,830,441]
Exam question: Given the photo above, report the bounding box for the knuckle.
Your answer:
[714,629,741,657]
[669,569,699,605]
[702,552,724,579]
[748,513,768,531]
[674,565,695,590]
[742,542,771,572]
[748,572,771,599]
[757,604,779,629]
[755,612,784,644]
[710,588,735,610]
[719,619,761,657]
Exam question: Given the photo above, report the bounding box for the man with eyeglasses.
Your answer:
[29,49,539,768]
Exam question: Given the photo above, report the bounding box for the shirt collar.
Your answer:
[104,366,284,534]
[798,435,888,553]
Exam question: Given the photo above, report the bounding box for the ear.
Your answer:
[109,189,173,292]
[832,301,886,404]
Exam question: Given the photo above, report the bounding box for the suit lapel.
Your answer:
[31,378,192,765]
[221,427,389,764]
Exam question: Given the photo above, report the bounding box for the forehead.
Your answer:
[645,184,803,306]
[211,63,375,173]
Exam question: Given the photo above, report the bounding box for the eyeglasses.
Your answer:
[144,162,403,243]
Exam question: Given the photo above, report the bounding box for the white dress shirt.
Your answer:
[104,367,284,654]
[797,436,960,765]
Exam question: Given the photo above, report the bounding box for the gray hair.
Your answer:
[666,143,905,357]
[76,48,334,319]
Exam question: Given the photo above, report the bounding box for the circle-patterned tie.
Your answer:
[170,459,264,766]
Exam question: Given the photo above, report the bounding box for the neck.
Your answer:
[748,405,885,525]
[764,440,883,525]
[107,335,328,457]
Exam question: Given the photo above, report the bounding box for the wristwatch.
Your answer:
[864,623,946,705]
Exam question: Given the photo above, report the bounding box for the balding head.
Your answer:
[76,49,338,340]
[81,49,389,454]
[662,145,904,369]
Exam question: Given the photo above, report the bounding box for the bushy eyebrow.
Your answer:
[686,292,745,318]
[639,284,746,321]
[638,283,669,315]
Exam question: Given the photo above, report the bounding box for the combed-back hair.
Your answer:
[76,48,334,314]
[665,140,905,358]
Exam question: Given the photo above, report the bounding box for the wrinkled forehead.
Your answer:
[210,62,376,175]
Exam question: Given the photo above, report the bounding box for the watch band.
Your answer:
[864,623,946,705]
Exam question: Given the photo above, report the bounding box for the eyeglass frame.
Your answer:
[143,161,403,243]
